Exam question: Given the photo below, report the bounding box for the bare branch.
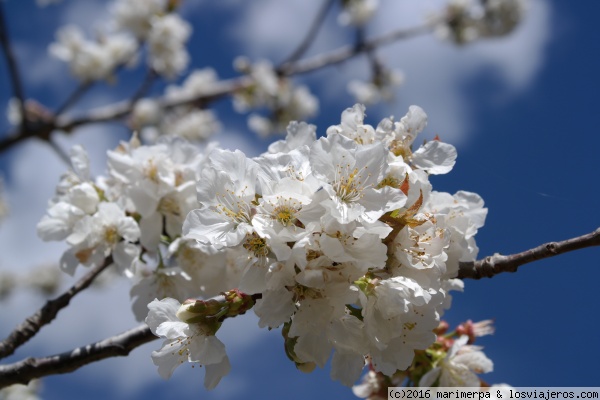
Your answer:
[0,2,27,132]
[0,258,112,360]
[0,324,155,389]
[458,228,600,279]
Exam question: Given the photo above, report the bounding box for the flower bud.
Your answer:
[176,297,226,324]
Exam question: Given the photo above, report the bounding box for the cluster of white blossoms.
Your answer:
[131,68,222,142]
[348,68,405,105]
[38,104,489,391]
[437,0,526,44]
[233,58,319,137]
[49,0,191,81]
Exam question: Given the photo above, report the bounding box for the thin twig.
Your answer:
[47,138,71,166]
[457,228,600,279]
[0,324,155,388]
[278,0,335,68]
[54,82,93,118]
[130,68,158,105]
[278,21,437,76]
[0,2,27,133]
[0,258,112,360]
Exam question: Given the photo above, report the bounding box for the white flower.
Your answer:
[423,191,487,277]
[131,99,162,129]
[59,202,140,276]
[419,335,493,387]
[348,69,404,105]
[394,216,449,272]
[166,68,220,100]
[0,379,42,400]
[310,133,405,224]
[49,26,137,81]
[108,139,203,250]
[37,145,102,243]
[146,298,230,389]
[183,149,258,249]
[147,14,191,78]
[130,265,195,322]
[111,0,168,38]
[338,0,379,26]
[267,121,317,154]
[326,104,377,145]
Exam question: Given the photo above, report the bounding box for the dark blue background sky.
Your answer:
[1,0,599,398]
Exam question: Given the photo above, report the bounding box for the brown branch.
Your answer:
[0,324,155,389]
[458,228,600,279]
[0,258,112,360]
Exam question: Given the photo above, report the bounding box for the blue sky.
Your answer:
[1,0,599,399]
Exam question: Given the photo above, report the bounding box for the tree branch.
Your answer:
[53,82,93,117]
[0,20,439,155]
[278,0,335,67]
[278,21,437,76]
[0,324,155,389]
[0,2,27,133]
[457,228,600,279]
[0,258,112,360]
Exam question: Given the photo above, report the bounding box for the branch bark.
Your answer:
[457,227,600,279]
[0,258,112,360]
[0,324,155,389]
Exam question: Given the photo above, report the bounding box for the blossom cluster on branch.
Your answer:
[36,103,497,390]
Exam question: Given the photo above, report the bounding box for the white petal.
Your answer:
[69,145,90,180]
[139,212,162,251]
[204,355,231,390]
[254,289,296,328]
[151,339,185,379]
[112,242,139,277]
[189,335,227,365]
[411,141,457,175]
[146,298,182,335]
[419,366,441,387]
[453,351,494,374]
[331,351,365,387]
